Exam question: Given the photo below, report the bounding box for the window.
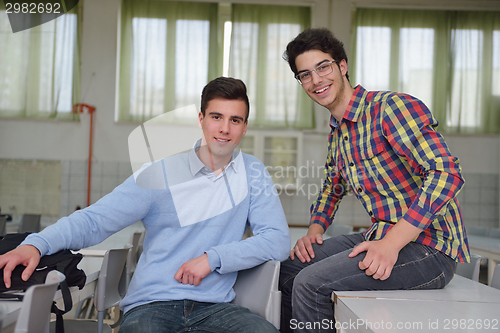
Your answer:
[352,9,500,133]
[0,7,80,119]
[356,27,391,91]
[118,1,218,123]
[229,4,312,128]
[448,29,483,128]
[118,1,313,128]
[493,31,500,96]
[399,28,434,109]
[129,18,167,119]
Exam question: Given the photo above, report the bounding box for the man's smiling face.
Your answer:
[295,49,348,113]
[198,98,248,165]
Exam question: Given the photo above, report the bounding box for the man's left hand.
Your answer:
[174,253,212,286]
[348,239,398,280]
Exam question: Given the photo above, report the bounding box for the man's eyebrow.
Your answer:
[297,59,331,74]
[208,111,244,121]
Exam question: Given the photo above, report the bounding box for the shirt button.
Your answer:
[344,135,348,141]
[369,211,373,216]
[349,162,354,167]
[357,187,363,193]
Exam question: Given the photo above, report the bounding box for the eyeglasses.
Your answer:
[295,60,337,84]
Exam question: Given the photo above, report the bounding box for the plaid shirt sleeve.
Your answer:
[381,94,464,230]
[309,131,349,231]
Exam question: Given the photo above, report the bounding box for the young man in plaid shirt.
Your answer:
[279,28,470,333]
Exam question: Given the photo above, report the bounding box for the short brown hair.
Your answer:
[200,77,250,122]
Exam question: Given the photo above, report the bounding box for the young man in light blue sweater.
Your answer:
[0,77,290,333]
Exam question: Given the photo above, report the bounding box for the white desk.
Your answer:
[333,276,500,333]
[468,235,500,285]
[334,298,499,333]
[77,221,145,257]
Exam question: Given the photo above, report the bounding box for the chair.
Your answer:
[136,231,145,259]
[491,264,500,290]
[467,226,489,237]
[0,216,7,236]
[455,253,483,282]
[231,260,281,329]
[488,228,500,239]
[50,247,130,333]
[14,270,66,333]
[125,232,143,288]
[325,224,354,238]
[18,214,41,233]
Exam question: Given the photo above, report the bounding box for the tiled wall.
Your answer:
[59,160,133,217]
[456,173,499,229]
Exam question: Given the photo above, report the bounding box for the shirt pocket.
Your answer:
[359,142,386,160]
[354,142,390,187]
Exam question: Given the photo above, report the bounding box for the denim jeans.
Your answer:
[279,233,456,333]
[118,300,279,333]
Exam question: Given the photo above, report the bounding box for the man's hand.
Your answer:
[290,234,323,263]
[290,224,325,263]
[349,239,399,280]
[174,253,211,286]
[0,245,41,288]
[349,218,424,280]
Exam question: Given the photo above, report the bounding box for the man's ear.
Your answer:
[198,112,203,129]
[339,59,348,77]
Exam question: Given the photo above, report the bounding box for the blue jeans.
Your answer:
[118,300,279,333]
[279,233,456,333]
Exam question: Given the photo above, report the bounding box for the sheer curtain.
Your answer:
[0,4,80,120]
[118,0,219,123]
[229,4,313,128]
[351,9,500,133]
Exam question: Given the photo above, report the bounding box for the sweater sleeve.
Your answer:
[22,174,152,256]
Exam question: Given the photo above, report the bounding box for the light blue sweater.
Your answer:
[22,145,290,313]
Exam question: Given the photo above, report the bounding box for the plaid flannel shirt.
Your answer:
[310,85,470,263]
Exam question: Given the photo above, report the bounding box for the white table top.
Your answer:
[468,235,500,254]
[82,221,144,251]
[333,276,500,333]
[335,297,500,333]
[333,275,500,304]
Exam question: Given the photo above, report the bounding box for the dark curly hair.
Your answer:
[283,28,349,82]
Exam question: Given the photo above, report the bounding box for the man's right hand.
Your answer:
[0,245,41,288]
[290,224,325,263]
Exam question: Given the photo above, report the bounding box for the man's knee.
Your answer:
[291,265,320,297]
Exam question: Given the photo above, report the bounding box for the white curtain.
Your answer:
[351,9,500,133]
[118,0,219,123]
[0,5,80,119]
[229,4,313,128]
